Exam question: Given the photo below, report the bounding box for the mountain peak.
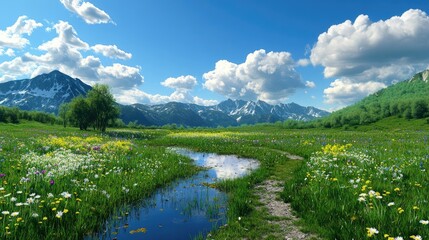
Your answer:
[409,69,429,83]
[0,71,92,113]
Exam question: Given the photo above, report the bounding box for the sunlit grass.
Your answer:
[0,124,198,239]
[1,119,428,239]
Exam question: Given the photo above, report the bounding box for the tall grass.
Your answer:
[0,124,198,239]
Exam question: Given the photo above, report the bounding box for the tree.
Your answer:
[58,103,70,127]
[412,99,428,119]
[69,96,92,130]
[86,84,119,132]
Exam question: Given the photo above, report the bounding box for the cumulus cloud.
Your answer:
[0,20,143,91]
[0,16,42,49]
[311,9,429,106]
[60,0,113,24]
[114,87,218,106]
[203,49,307,104]
[116,75,217,106]
[99,63,143,89]
[161,75,197,90]
[324,79,386,105]
[91,44,132,60]
[305,81,316,88]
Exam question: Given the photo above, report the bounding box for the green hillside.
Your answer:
[322,69,429,128]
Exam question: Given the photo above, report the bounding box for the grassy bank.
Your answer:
[0,123,198,239]
[1,118,428,239]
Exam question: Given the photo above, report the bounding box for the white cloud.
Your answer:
[311,9,429,105]
[91,44,132,60]
[114,87,218,106]
[0,48,15,57]
[1,20,143,94]
[0,57,37,82]
[60,0,113,24]
[297,58,310,67]
[0,16,42,49]
[114,75,216,106]
[323,79,386,105]
[203,49,306,104]
[99,63,143,89]
[305,81,316,88]
[161,75,197,90]
[193,96,219,106]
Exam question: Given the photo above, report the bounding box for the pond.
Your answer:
[86,148,259,240]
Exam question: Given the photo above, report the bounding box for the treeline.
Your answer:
[321,79,429,128]
[0,106,58,124]
[60,84,119,132]
[272,77,429,129]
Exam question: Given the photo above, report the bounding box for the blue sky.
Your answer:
[0,0,428,111]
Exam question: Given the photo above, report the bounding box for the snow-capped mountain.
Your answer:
[0,70,329,126]
[120,99,330,127]
[0,70,91,113]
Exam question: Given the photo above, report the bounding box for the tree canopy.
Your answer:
[67,84,119,132]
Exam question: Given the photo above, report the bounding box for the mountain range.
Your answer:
[0,70,330,127]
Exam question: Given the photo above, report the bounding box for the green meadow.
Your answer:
[1,118,429,239]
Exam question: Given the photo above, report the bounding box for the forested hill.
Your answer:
[322,69,429,128]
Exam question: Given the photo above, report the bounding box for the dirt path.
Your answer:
[255,150,319,240]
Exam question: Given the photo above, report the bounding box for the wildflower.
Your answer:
[394,237,404,240]
[366,227,379,237]
[47,193,54,198]
[397,207,404,214]
[410,235,422,240]
[358,197,366,202]
[63,209,69,213]
[55,211,63,218]
[49,179,55,186]
[10,212,19,217]
[420,220,429,225]
[43,217,48,221]
[0,173,5,178]
[32,213,39,218]
[394,187,400,192]
[2,211,10,215]
[61,192,72,199]
[388,202,395,207]
[413,206,420,210]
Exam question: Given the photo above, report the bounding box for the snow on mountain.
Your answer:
[0,70,92,113]
[0,70,329,126]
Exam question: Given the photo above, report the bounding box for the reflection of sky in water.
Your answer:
[171,148,260,180]
[87,148,259,240]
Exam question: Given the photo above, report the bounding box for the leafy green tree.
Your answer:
[69,96,92,130]
[58,103,70,127]
[86,84,119,132]
[412,99,428,119]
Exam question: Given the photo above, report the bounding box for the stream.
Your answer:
[87,148,260,240]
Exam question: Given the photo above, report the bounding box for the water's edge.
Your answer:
[86,148,259,240]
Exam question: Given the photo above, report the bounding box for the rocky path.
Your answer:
[254,149,319,240]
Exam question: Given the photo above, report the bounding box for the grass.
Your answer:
[1,117,428,239]
[0,124,198,239]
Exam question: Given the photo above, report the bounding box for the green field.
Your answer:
[0,119,428,239]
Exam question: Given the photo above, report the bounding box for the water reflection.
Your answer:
[171,148,260,180]
[87,148,259,240]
